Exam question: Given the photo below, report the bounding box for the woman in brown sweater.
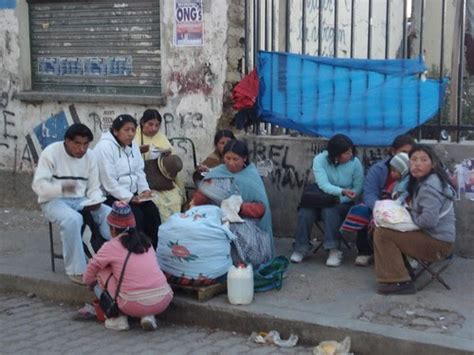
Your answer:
[192,129,235,186]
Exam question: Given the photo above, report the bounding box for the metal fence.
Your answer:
[243,0,472,143]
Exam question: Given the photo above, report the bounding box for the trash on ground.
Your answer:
[249,330,299,347]
[313,336,352,355]
[72,303,97,321]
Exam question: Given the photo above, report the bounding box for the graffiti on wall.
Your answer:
[250,140,312,191]
[294,0,351,57]
[19,105,79,171]
[89,110,115,134]
[33,111,69,150]
[167,63,215,96]
[249,139,395,192]
[0,88,17,167]
[163,112,204,137]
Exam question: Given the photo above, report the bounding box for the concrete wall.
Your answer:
[244,135,474,258]
[0,0,243,184]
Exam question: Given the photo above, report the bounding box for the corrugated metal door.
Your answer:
[28,0,161,96]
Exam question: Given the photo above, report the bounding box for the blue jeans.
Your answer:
[41,198,111,275]
[293,203,352,254]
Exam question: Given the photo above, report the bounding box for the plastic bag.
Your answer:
[313,336,352,355]
[249,330,298,347]
[221,194,244,223]
[373,199,419,232]
[253,256,289,292]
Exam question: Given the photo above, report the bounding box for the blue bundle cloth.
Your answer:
[257,51,448,146]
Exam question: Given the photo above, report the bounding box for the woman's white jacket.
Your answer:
[94,131,149,202]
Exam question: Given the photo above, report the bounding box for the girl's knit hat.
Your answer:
[390,152,410,176]
[107,201,136,229]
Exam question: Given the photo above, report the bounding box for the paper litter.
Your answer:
[249,330,299,347]
[313,336,352,355]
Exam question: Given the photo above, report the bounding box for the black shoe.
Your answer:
[377,281,416,295]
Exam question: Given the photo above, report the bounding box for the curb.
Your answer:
[0,272,471,355]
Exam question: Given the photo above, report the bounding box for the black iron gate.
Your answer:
[243,0,472,143]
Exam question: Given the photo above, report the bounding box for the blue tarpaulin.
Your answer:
[257,51,448,146]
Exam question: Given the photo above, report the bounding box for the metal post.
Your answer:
[457,0,466,142]
[302,0,306,54]
[368,0,372,58]
[417,0,425,141]
[334,0,338,57]
[437,0,446,141]
[285,1,290,134]
[265,0,269,50]
[318,0,323,56]
[271,0,275,51]
[244,0,249,74]
[402,0,408,58]
[385,0,390,59]
[285,0,290,52]
[350,0,355,58]
[253,0,260,134]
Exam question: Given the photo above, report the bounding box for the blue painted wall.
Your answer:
[0,0,16,9]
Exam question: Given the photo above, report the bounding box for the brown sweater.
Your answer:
[192,150,222,185]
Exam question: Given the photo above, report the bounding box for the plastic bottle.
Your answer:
[227,263,254,305]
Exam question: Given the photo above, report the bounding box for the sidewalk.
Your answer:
[0,208,473,355]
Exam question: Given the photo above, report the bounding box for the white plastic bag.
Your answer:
[249,330,299,347]
[221,194,244,223]
[373,199,419,232]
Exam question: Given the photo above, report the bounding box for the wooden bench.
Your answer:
[169,282,227,302]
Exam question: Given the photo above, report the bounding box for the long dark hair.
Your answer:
[214,129,235,146]
[140,109,162,126]
[222,139,250,166]
[116,227,152,254]
[111,114,137,133]
[326,134,356,164]
[407,144,453,196]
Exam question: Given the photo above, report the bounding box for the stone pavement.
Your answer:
[0,293,312,354]
[0,208,473,355]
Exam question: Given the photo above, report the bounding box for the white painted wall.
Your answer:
[254,0,405,59]
[411,0,458,75]
[288,0,405,58]
[0,0,231,185]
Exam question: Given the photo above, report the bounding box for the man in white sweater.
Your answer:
[32,123,111,284]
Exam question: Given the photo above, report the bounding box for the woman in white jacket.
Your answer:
[94,114,160,249]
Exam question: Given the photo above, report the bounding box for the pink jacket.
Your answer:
[84,237,169,293]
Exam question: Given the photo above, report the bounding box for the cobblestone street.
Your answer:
[0,292,312,354]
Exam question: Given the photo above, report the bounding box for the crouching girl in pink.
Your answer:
[83,201,173,331]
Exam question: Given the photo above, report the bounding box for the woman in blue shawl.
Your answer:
[202,139,274,264]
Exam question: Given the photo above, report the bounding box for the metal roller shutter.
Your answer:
[28,0,161,96]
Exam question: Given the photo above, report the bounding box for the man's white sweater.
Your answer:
[32,141,103,204]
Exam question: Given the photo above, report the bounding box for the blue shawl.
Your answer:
[204,163,274,253]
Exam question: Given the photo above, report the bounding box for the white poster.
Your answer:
[174,0,204,46]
